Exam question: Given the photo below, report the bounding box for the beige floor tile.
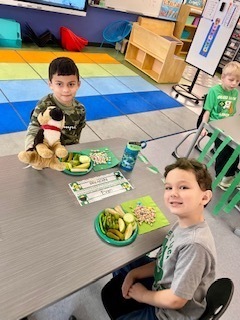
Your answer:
[161,106,199,131]
[87,116,152,141]
[127,111,183,138]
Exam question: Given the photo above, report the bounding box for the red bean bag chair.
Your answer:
[60,26,88,51]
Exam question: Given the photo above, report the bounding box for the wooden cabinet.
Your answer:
[125,17,186,83]
[174,4,202,55]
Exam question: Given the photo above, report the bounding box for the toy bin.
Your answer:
[0,18,22,48]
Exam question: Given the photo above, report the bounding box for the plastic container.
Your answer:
[0,18,22,48]
[120,141,147,172]
[181,30,190,39]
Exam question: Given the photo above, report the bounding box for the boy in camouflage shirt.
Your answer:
[25,57,86,150]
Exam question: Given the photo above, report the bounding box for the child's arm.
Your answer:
[121,261,155,298]
[202,110,210,123]
[121,260,186,309]
[125,243,215,311]
[128,284,187,309]
[25,107,42,150]
[200,110,210,136]
[75,105,86,138]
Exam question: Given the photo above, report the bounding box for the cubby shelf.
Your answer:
[125,18,186,83]
[173,4,201,56]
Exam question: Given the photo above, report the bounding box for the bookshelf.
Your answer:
[218,19,240,72]
[174,4,202,55]
[125,18,186,83]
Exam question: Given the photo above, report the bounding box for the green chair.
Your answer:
[196,127,240,215]
[197,128,240,189]
[213,173,240,215]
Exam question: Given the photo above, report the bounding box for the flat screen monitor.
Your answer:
[0,0,87,16]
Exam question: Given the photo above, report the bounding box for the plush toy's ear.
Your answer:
[37,107,50,125]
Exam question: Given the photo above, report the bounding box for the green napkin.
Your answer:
[121,195,170,235]
[81,147,120,171]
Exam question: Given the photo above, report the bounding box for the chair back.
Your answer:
[199,278,234,320]
[102,20,132,44]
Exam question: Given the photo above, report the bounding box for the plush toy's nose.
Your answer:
[50,108,64,121]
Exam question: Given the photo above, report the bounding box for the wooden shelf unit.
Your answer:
[174,4,202,56]
[125,18,186,83]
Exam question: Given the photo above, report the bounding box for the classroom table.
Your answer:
[0,138,175,320]
[209,115,240,144]
[180,115,240,159]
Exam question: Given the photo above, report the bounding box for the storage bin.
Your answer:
[181,30,190,39]
[0,18,22,48]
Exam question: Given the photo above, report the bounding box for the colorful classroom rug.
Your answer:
[0,50,183,134]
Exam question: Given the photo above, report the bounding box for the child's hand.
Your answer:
[201,128,208,137]
[127,282,148,303]
[121,272,135,299]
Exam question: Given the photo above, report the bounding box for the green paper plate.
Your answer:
[94,212,138,246]
[121,196,170,235]
[61,152,93,176]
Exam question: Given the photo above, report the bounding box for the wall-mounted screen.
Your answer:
[0,0,88,16]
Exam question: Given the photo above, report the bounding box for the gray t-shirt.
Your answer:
[153,221,217,320]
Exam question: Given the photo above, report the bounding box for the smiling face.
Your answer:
[164,168,212,226]
[49,74,80,106]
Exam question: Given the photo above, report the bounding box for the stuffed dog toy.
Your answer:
[18,106,68,171]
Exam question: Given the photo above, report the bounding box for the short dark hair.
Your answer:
[164,158,212,191]
[49,57,79,81]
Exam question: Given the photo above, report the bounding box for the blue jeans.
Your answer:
[113,256,158,320]
[117,305,158,320]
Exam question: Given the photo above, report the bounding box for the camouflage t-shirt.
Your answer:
[25,94,86,150]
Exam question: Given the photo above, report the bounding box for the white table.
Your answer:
[209,115,240,145]
[0,138,175,320]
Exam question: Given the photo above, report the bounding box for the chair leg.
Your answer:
[234,228,240,237]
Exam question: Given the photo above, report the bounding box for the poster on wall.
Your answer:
[186,0,240,75]
[159,0,183,21]
[185,0,205,9]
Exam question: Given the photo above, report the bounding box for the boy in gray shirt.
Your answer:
[102,158,217,320]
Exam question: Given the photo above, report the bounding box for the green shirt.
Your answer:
[25,94,86,150]
[203,84,238,122]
